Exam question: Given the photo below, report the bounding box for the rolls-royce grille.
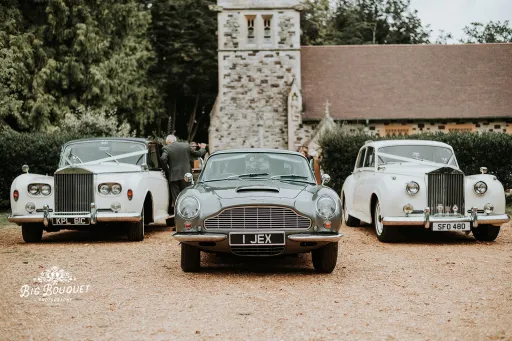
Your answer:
[204,206,311,230]
[54,173,94,213]
[427,168,465,215]
[231,246,285,257]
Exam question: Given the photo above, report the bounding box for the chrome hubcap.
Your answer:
[375,203,384,235]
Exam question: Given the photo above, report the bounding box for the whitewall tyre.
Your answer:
[343,195,360,227]
[374,201,398,243]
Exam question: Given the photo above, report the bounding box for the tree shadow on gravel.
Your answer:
[23,224,170,244]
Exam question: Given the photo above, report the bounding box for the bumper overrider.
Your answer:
[382,207,510,228]
[8,204,141,226]
[172,232,344,243]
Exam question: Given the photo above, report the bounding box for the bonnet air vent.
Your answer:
[235,185,279,193]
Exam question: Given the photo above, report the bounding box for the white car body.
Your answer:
[342,140,510,241]
[9,138,170,242]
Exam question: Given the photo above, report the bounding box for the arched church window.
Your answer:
[246,16,256,44]
[263,16,272,43]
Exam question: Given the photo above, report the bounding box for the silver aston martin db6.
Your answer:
[172,149,343,273]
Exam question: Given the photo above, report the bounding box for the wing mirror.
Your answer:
[141,163,149,171]
[321,174,331,186]
[480,167,488,174]
[22,165,29,174]
[184,172,194,185]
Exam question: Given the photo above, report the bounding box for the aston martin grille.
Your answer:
[204,206,311,230]
[54,173,94,213]
[427,168,465,215]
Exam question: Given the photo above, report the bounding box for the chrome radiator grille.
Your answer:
[204,206,311,230]
[427,168,465,214]
[54,172,94,213]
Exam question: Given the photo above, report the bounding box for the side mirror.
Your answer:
[141,163,149,171]
[184,172,194,185]
[22,165,29,173]
[321,174,331,186]
[480,167,488,174]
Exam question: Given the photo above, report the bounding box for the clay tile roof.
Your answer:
[300,44,512,121]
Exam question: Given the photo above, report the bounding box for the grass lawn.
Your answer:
[0,210,11,227]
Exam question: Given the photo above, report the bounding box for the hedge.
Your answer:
[0,130,94,208]
[319,131,512,193]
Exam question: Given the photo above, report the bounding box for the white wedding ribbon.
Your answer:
[80,150,148,165]
[378,152,451,167]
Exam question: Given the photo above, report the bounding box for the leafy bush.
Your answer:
[319,130,512,193]
[0,129,94,208]
[59,107,133,137]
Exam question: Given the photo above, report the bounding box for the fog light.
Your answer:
[403,204,414,215]
[323,221,332,229]
[25,202,36,213]
[111,202,121,213]
[184,222,192,230]
[483,203,494,215]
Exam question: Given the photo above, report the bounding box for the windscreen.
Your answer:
[60,140,147,167]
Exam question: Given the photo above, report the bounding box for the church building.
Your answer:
[208,0,512,153]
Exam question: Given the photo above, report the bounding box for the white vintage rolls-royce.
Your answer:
[9,138,170,242]
[342,140,510,242]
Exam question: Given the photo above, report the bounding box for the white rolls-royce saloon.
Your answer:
[9,138,170,242]
[342,140,510,242]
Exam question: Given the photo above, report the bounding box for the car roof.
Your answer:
[365,139,453,149]
[63,137,150,148]
[211,148,305,157]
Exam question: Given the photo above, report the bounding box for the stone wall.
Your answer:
[211,50,300,151]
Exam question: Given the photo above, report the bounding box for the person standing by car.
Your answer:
[160,135,206,211]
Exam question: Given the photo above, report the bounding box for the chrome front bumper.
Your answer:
[8,206,141,226]
[382,209,510,228]
[172,232,343,243]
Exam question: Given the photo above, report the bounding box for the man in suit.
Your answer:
[160,135,206,211]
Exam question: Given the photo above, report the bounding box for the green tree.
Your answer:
[460,20,512,43]
[149,0,217,141]
[330,0,431,45]
[300,0,336,45]
[0,0,161,132]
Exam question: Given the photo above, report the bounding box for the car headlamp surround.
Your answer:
[315,195,337,219]
[474,181,487,195]
[98,183,122,195]
[406,181,420,195]
[28,183,51,196]
[177,196,200,219]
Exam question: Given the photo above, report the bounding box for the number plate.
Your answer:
[229,232,285,246]
[52,217,90,226]
[432,222,470,231]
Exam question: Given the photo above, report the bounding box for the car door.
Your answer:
[146,143,170,221]
[352,147,367,216]
[356,147,376,222]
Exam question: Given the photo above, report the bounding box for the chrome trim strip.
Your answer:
[172,233,227,242]
[8,212,141,225]
[382,214,510,226]
[287,233,343,242]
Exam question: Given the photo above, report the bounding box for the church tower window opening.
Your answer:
[246,15,256,44]
[263,16,273,44]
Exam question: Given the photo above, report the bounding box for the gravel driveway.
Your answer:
[1,221,511,341]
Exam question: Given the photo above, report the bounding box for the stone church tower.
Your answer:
[209,0,303,152]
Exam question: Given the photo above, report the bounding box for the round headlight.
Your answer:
[406,181,420,195]
[316,196,337,219]
[25,202,36,213]
[111,184,122,195]
[178,197,200,219]
[99,184,111,195]
[474,181,487,195]
[28,184,40,195]
[41,184,51,196]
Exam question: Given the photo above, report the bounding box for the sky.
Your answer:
[409,0,512,42]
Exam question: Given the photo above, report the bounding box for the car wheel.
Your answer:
[373,200,398,242]
[312,242,338,273]
[21,223,44,243]
[343,195,360,227]
[127,208,144,242]
[181,243,201,272]
[472,224,500,242]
